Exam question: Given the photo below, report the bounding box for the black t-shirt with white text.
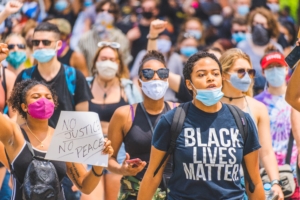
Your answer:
[153,102,260,200]
[15,64,93,128]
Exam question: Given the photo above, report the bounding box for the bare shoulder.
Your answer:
[246,96,268,115]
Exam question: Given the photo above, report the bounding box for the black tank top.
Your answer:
[88,95,128,122]
[124,102,172,181]
[58,48,73,66]
[9,128,66,200]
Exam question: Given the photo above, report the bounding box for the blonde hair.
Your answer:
[5,33,26,45]
[219,48,253,97]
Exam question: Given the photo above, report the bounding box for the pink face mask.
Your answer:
[27,98,55,120]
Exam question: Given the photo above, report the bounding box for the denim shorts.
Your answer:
[0,170,12,200]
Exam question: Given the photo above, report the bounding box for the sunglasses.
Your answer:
[7,44,26,50]
[183,32,197,39]
[141,68,169,80]
[234,69,256,79]
[99,8,117,13]
[233,30,246,34]
[32,40,56,46]
[98,41,120,49]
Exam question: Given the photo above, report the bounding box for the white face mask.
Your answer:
[139,79,169,100]
[96,60,118,79]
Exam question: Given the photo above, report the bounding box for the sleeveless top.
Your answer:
[58,49,73,66]
[8,128,66,200]
[88,90,128,122]
[124,102,173,181]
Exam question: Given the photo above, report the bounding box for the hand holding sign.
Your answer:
[45,111,110,166]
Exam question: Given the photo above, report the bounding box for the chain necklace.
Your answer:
[26,123,48,148]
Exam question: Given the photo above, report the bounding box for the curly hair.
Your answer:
[8,79,58,119]
[138,50,166,78]
[183,51,222,95]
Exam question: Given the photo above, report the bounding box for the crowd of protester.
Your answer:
[0,0,300,199]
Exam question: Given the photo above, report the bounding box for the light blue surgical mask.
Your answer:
[84,0,93,7]
[157,39,172,54]
[187,30,202,40]
[6,51,27,69]
[180,46,198,57]
[191,82,224,106]
[232,32,246,43]
[55,0,68,12]
[227,72,252,92]
[264,67,286,87]
[237,5,249,16]
[33,49,56,63]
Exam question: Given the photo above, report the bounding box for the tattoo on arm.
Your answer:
[68,163,82,189]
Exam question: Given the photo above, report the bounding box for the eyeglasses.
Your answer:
[32,40,56,46]
[141,68,169,80]
[99,9,117,13]
[7,44,26,50]
[231,69,256,79]
[98,41,120,49]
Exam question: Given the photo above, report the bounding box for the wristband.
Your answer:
[271,179,281,187]
[92,166,103,177]
[147,34,159,40]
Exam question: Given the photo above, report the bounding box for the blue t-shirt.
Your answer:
[152,102,261,200]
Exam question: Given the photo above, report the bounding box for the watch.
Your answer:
[271,179,281,187]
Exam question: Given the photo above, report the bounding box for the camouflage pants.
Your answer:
[118,176,167,200]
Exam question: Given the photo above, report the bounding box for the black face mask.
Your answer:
[142,11,153,19]
[251,24,271,46]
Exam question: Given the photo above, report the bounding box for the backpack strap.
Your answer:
[63,64,76,106]
[153,102,189,177]
[226,104,255,193]
[21,66,36,80]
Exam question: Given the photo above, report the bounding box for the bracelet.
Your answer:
[92,166,103,177]
[147,34,159,40]
[271,179,281,187]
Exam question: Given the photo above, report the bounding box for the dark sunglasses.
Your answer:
[32,40,55,46]
[7,44,26,50]
[233,30,246,34]
[99,8,117,13]
[141,68,169,80]
[236,68,256,79]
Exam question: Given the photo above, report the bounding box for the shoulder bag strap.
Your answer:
[226,104,255,193]
[153,103,189,177]
[285,130,294,165]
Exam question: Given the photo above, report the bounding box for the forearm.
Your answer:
[108,157,123,175]
[0,11,9,25]
[168,72,181,93]
[147,37,158,51]
[286,62,300,111]
[67,163,103,194]
[138,169,162,200]
[247,181,265,200]
[259,149,280,180]
[291,109,300,152]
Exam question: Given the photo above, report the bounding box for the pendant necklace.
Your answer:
[26,123,48,148]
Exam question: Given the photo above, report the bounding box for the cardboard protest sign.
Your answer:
[45,111,108,166]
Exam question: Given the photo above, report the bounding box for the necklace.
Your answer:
[26,123,48,148]
[96,77,119,103]
[223,95,245,102]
